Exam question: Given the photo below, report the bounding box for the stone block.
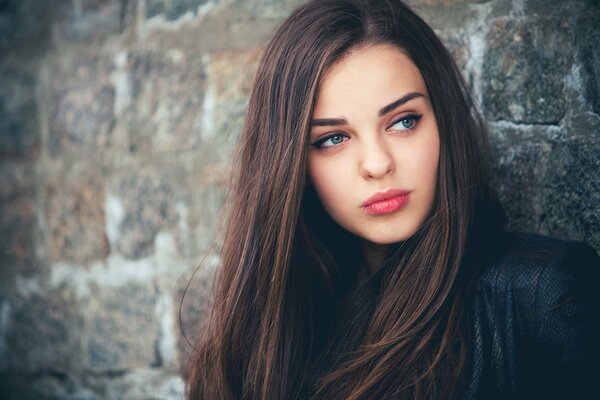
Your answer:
[408,1,479,32]
[83,368,184,400]
[122,49,205,154]
[540,118,600,248]
[109,168,188,259]
[57,0,134,42]
[524,0,586,16]
[434,29,472,85]
[0,162,34,201]
[84,283,159,371]
[482,17,575,123]
[231,0,307,19]
[0,298,8,371]
[208,50,259,102]
[0,373,97,400]
[490,127,552,233]
[108,163,226,261]
[202,49,260,157]
[575,8,600,115]
[0,0,53,50]
[47,51,114,156]
[407,0,488,6]
[185,178,228,257]
[0,194,36,274]
[44,172,109,263]
[0,63,39,159]
[5,288,83,373]
[0,163,37,275]
[146,0,210,21]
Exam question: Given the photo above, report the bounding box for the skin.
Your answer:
[307,44,440,270]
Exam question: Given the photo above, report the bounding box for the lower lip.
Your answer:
[362,194,410,215]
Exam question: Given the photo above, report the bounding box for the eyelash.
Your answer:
[311,114,423,149]
[388,113,422,131]
[312,133,348,149]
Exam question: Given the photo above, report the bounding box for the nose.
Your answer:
[358,135,395,179]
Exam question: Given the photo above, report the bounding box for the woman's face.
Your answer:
[308,44,440,247]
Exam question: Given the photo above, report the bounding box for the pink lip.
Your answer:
[362,189,411,215]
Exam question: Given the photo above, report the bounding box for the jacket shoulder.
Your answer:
[470,233,599,398]
[477,232,599,303]
[472,234,600,399]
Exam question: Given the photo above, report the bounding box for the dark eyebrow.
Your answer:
[310,92,425,127]
[310,117,348,127]
[378,92,425,117]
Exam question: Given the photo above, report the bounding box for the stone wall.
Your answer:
[1,0,598,398]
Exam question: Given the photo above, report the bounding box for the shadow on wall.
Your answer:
[0,0,599,398]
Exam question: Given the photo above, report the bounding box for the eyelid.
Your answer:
[387,113,422,131]
[311,131,349,148]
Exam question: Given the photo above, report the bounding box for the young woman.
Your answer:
[187,0,599,399]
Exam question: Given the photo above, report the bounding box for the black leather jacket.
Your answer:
[301,233,598,399]
[461,233,599,400]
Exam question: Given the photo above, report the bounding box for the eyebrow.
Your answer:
[310,91,426,127]
[378,92,425,117]
[310,117,348,127]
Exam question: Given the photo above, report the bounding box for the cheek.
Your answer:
[308,157,347,211]
[423,142,440,182]
[420,135,440,196]
[308,159,332,198]
[412,126,440,181]
[399,130,440,205]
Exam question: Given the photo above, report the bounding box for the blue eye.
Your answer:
[313,133,347,148]
[390,114,422,131]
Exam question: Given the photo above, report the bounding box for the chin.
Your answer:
[361,230,418,246]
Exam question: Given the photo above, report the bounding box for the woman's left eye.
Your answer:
[389,114,422,131]
[312,133,348,149]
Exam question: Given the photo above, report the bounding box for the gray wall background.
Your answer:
[1,0,598,398]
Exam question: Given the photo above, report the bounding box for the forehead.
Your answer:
[314,44,427,115]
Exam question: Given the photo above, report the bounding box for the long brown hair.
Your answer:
[187,0,503,399]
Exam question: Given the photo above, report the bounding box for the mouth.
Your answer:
[361,189,411,215]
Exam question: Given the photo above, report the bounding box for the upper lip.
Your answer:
[362,188,411,207]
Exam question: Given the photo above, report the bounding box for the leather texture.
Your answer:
[461,233,599,400]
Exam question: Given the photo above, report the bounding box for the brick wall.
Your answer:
[1,0,598,398]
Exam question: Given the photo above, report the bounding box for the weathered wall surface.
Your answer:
[0,0,598,398]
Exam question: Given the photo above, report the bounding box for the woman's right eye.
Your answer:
[312,133,348,149]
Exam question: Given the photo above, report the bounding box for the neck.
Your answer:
[361,241,392,272]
